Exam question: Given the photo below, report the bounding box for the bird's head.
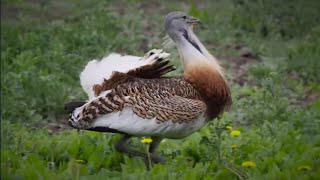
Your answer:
[164,11,223,75]
[165,11,201,43]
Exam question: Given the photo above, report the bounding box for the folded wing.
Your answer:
[69,78,207,138]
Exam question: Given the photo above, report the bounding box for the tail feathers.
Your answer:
[92,51,173,96]
[80,54,141,100]
[65,101,86,113]
[127,57,175,79]
[80,49,171,100]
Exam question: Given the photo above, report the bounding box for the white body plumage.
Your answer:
[91,108,206,139]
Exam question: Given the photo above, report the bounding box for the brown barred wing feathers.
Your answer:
[69,78,207,136]
[131,95,206,124]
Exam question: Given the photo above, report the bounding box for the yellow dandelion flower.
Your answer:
[231,144,237,149]
[298,165,312,171]
[226,126,233,131]
[141,138,153,144]
[241,161,256,167]
[230,130,241,137]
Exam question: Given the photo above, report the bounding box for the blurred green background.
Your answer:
[1,0,320,179]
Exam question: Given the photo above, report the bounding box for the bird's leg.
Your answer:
[114,135,166,170]
[115,135,150,167]
[115,134,145,157]
[149,137,162,153]
[149,137,165,164]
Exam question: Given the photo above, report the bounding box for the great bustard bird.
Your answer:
[65,12,231,165]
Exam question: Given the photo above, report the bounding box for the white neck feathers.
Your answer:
[176,28,223,76]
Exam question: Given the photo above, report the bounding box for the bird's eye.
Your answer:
[182,16,187,19]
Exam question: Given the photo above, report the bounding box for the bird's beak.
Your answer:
[187,16,201,25]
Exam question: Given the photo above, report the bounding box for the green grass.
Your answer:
[2,0,320,179]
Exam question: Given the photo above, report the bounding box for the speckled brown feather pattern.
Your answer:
[77,77,206,128]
